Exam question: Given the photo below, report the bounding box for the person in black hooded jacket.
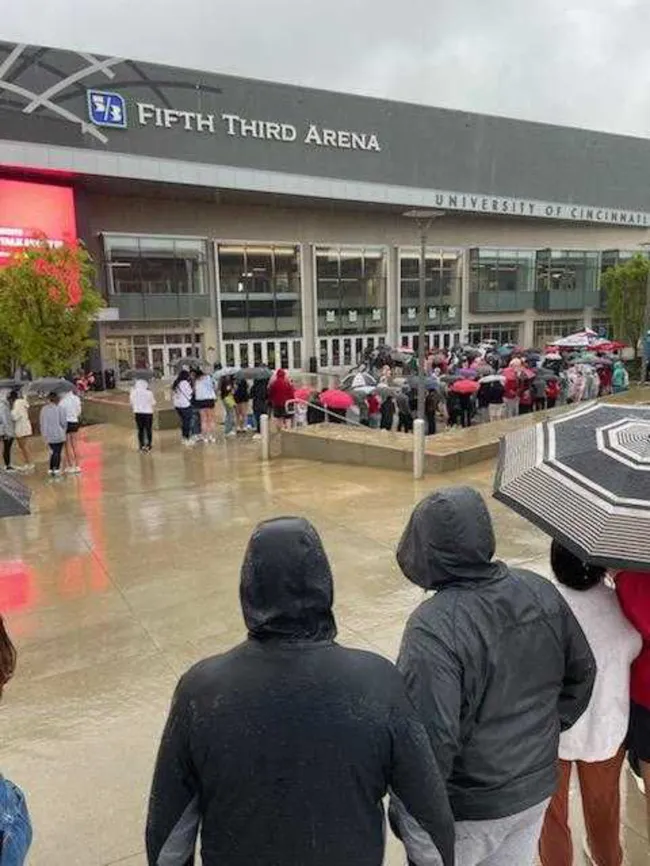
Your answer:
[390,487,595,866]
[146,516,455,866]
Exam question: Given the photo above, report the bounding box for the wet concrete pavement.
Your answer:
[0,424,647,865]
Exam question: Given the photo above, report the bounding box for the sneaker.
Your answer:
[52,469,63,477]
[3,466,16,473]
[252,433,261,440]
[64,467,75,474]
[21,464,35,472]
[181,438,194,447]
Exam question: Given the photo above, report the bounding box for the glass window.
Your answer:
[316,246,387,336]
[399,249,462,332]
[218,243,301,340]
[533,318,582,345]
[466,322,522,345]
[535,250,599,298]
[104,235,207,295]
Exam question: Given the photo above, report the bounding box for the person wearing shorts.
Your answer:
[59,388,82,474]
[267,370,295,431]
[194,372,217,443]
[615,570,650,841]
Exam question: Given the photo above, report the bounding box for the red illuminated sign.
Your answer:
[0,179,77,265]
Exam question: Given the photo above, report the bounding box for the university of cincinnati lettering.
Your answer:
[136,104,381,151]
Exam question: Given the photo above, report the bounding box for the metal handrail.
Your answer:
[284,397,368,429]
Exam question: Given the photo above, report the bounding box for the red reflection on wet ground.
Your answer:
[0,561,35,612]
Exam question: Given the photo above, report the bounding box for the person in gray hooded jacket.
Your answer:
[391,486,595,866]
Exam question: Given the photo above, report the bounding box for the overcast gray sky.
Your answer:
[3,0,650,137]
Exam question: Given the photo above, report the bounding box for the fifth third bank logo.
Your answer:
[87,90,127,129]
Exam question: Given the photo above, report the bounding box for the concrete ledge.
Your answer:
[277,388,649,474]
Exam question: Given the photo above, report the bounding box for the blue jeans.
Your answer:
[0,778,32,865]
[175,407,193,440]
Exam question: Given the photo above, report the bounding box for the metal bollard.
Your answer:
[413,418,425,479]
[260,413,270,462]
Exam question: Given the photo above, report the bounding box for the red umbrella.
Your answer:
[450,379,480,395]
[295,387,314,401]
[319,389,355,410]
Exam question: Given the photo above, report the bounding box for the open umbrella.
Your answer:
[0,380,23,390]
[122,368,158,381]
[494,402,650,570]
[0,473,31,519]
[532,367,559,381]
[235,367,273,380]
[340,371,377,390]
[294,387,314,401]
[173,356,210,373]
[319,389,354,410]
[26,378,74,395]
[456,367,478,379]
[450,379,480,395]
[479,374,505,385]
[212,366,240,380]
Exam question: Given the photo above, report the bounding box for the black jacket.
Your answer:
[146,517,455,866]
[394,487,595,823]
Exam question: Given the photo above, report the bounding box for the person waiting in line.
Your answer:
[219,376,237,438]
[59,386,83,473]
[518,381,533,415]
[614,569,650,843]
[457,392,473,429]
[445,389,461,428]
[539,542,641,866]
[250,370,270,437]
[396,390,413,433]
[502,373,520,418]
[391,487,595,866]
[612,360,629,394]
[9,389,34,471]
[366,393,381,429]
[233,376,250,432]
[267,369,294,430]
[171,370,194,446]
[545,377,560,409]
[194,369,217,443]
[129,378,156,453]
[531,376,547,411]
[487,379,505,422]
[425,388,442,435]
[379,394,395,431]
[146,517,455,866]
[39,392,68,478]
[476,381,491,424]
[0,391,16,472]
[307,393,325,426]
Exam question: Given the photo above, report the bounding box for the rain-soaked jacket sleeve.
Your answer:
[397,613,462,783]
[556,595,596,732]
[387,694,456,866]
[146,678,200,866]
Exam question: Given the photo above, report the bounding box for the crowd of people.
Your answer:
[143,486,649,866]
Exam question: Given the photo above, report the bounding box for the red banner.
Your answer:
[0,178,77,265]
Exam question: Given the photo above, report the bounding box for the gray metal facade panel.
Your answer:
[2,40,650,212]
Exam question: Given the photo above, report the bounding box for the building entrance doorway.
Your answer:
[148,343,195,377]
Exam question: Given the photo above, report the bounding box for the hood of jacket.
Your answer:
[397,486,506,590]
[240,517,337,641]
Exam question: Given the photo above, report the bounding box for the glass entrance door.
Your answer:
[148,344,194,377]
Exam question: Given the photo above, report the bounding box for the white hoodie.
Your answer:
[130,380,156,414]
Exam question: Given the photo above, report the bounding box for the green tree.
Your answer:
[601,253,649,356]
[0,241,104,376]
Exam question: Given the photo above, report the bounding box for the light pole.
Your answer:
[402,210,445,420]
[638,243,650,384]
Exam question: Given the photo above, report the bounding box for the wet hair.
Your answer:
[7,388,20,408]
[48,391,59,403]
[0,616,16,695]
[550,539,605,591]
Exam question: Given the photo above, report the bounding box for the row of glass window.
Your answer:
[466,318,608,348]
[102,235,631,341]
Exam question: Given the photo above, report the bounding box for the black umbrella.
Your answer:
[0,473,31,519]
[494,403,650,570]
[173,356,210,373]
[236,367,272,380]
[26,378,74,395]
[122,368,159,381]
[0,379,23,390]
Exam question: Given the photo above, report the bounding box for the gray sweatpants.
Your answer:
[454,799,550,866]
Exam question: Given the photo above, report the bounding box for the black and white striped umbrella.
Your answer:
[494,402,650,570]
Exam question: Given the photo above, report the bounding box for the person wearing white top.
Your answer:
[129,379,157,452]
[193,372,217,443]
[539,541,642,866]
[171,371,194,445]
[8,389,34,471]
[59,390,82,474]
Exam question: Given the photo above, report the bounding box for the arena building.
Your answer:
[2,40,650,375]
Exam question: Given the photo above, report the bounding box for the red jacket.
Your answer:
[267,373,295,408]
[616,571,650,709]
[367,395,380,415]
